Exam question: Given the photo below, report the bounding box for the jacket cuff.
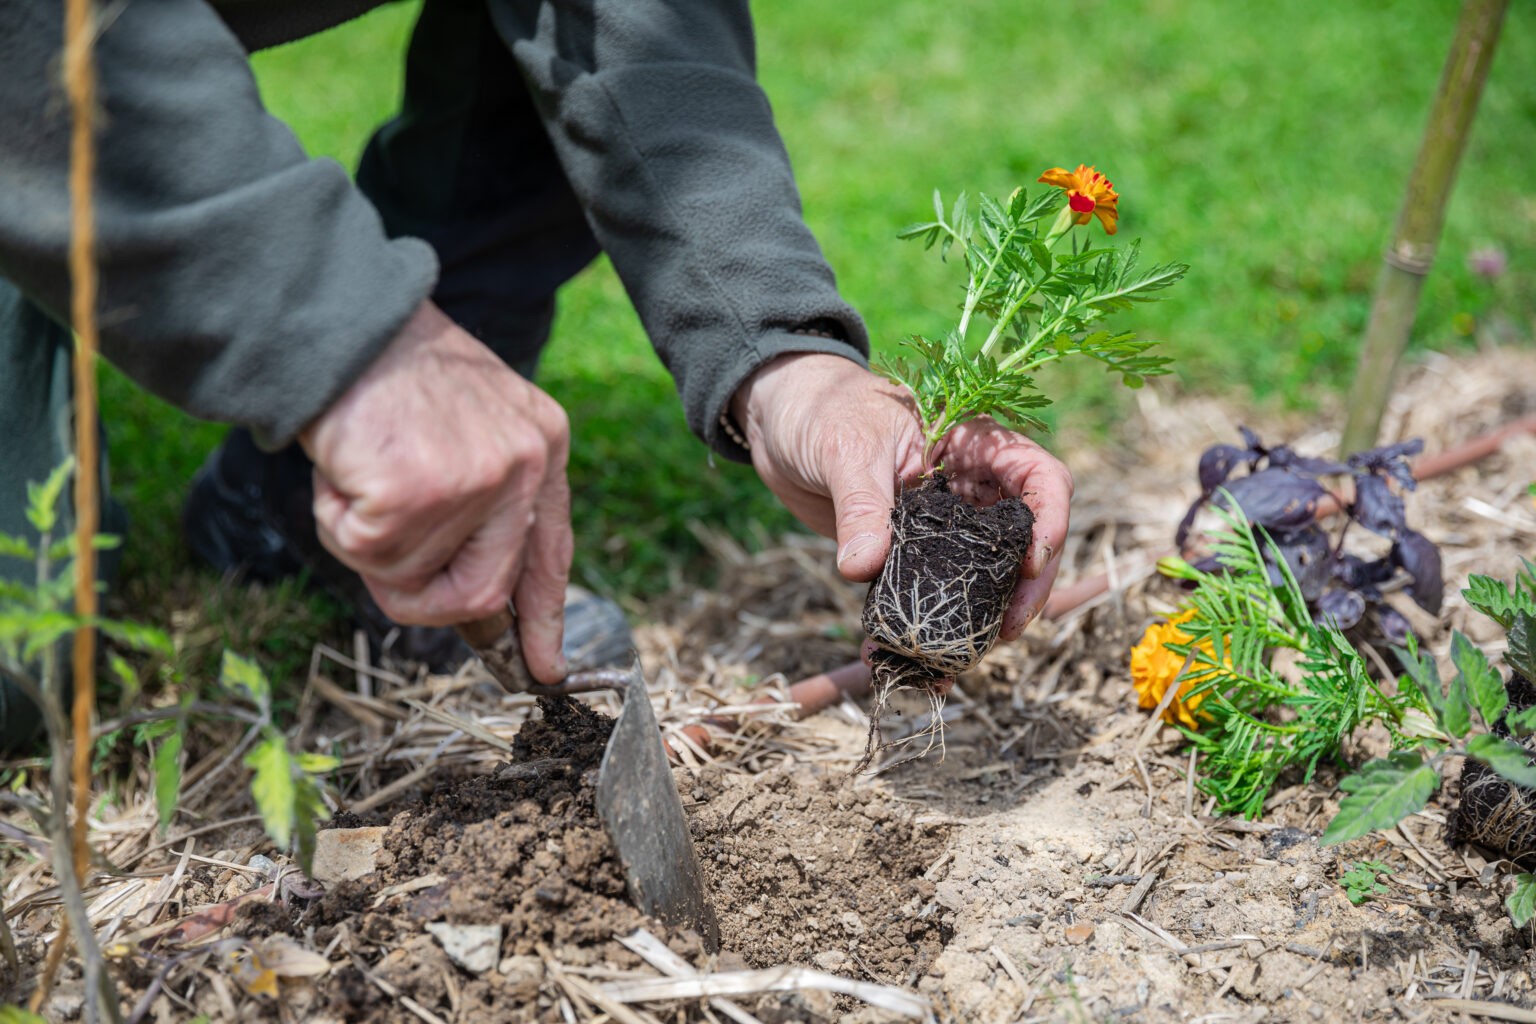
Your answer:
[703,327,871,464]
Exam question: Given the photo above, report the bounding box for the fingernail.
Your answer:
[837,534,877,568]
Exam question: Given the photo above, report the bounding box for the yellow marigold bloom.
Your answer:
[1129,608,1217,730]
[1038,164,1120,235]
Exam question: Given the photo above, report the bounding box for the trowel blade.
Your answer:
[596,660,720,951]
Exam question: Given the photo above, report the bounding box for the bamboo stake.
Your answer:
[1339,0,1508,455]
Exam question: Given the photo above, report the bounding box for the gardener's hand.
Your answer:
[731,352,1072,641]
[300,300,573,684]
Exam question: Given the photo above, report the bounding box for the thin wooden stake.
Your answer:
[1340,0,1509,454]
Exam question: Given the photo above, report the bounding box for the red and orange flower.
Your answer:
[1038,164,1119,235]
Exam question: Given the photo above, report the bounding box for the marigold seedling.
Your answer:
[860,167,1187,768]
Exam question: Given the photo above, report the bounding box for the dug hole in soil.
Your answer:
[238,695,950,1023]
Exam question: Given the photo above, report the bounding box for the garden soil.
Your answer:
[14,348,1536,1023]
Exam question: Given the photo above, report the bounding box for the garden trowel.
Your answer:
[456,606,721,950]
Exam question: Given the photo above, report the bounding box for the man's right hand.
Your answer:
[299,300,573,684]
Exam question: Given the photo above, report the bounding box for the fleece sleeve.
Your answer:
[0,0,438,448]
[492,0,871,462]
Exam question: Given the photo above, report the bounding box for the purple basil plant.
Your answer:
[1177,428,1443,645]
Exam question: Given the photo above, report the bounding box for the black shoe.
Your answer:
[182,431,631,674]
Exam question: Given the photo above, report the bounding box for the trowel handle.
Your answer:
[455,604,536,694]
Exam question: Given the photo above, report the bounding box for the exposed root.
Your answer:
[852,659,948,775]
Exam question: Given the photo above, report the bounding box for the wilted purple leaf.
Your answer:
[1272,526,1332,602]
[1317,589,1366,630]
[1198,444,1246,494]
[1394,529,1444,615]
[1353,474,1406,537]
[1238,425,1265,453]
[1377,605,1414,646]
[1216,469,1327,533]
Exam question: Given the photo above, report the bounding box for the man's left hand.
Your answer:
[730,353,1073,641]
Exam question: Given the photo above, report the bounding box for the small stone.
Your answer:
[499,954,541,981]
[839,911,866,936]
[813,950,849,971]
[309,826,390,884]
[427,922,502,974]
[1292,871,1310,890]
[1064,921,1095,945]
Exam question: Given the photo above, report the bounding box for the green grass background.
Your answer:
[103,0,1535,617]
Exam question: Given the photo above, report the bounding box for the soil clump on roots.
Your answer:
[1449,670,1536,865]
[860,472,1033,765]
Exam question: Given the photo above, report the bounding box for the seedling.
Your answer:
[861,167,1186,764]
[1339,860,1393,905]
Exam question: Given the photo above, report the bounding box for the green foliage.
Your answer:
[152,728,183,830]
[229,655,335,874]
[1155,502,1422,818]
[1318,568,1536,852]
[1508,873,1536,927]
[1339,860,1394,905]
[0,1006,48,1024]
[877,185,1184,464]
[1321,753,1439,846]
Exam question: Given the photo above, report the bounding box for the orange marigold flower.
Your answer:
[1129,608,1220,730]
[1038,164,1120,235]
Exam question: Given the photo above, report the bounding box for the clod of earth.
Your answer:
[1449,669,1536,864]
[860,472,1033,766]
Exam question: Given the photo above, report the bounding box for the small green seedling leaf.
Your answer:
[1321,752,1440,846]
[1339,860,1393,905]
[245,738,296,851]
[294,752,340,775]
[222,650,271,712]
[1507,705,1536,737]
[1508,873,1536,927]
[153,730,183,831]
[0,535,34,561]
[1466,734,1536,789]
[24,459,73,535]
[98,618,174,659]
[1451,630,1507,727]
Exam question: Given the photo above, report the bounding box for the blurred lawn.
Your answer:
[102,0,1535,607]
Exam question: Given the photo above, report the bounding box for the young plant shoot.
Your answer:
[861,166,1186,763]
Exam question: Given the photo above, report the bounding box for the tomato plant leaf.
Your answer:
[1321,752,1440,846]
[1508,873,1536,927]
[1450,630,1506,727]
[1466,734,1536,789]
[245,738,296,851]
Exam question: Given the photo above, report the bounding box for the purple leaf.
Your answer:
[1176,498,1205,550]
[1394,529,1444,615]
[1238,426,1265,453]
[1348,438,1423,490]
[1272,526,1332,602]
[1316,588,1366,630]
[1334,554,1396,590]
[1353,474,1406,537]
[1198,444,1246,494]
[1216,469,1328,533]
[1377,605,1414,647]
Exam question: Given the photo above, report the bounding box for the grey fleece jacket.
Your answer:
[0,0,869,460]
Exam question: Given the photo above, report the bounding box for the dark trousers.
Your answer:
[0,0,601,748]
